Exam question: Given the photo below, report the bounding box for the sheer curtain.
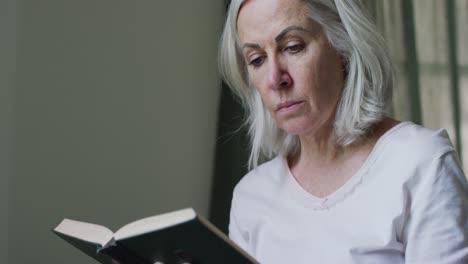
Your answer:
[365,0,468,171]
[209,0,468,231]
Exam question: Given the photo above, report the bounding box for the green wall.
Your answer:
[0,0,16,263]
[9,0,223,263]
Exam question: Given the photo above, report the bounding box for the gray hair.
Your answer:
[218,0,393,169]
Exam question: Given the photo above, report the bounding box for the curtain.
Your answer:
[365,0,468,170]
[209,0,468,232]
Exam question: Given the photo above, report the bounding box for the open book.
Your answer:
[53,208,258,264]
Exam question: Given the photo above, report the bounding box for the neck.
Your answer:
[291,118,346,167]
[290,116,397,169]
[287,116,399,198]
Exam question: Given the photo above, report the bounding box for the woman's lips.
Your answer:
[276,101,305,114]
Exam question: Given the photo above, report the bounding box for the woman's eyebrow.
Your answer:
[275,25,309,42]
[242,43,261,50]
[241,25,309,51]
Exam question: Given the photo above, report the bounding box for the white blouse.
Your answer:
[229,122,468,264]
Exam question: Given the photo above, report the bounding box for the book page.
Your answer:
[54,219,114,247]
[114,208,196,240]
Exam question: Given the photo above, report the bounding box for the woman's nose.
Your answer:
[267,57,292,90]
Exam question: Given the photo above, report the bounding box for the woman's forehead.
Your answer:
[237,0,311,43]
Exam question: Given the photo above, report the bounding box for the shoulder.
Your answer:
[376,122,467,198]
[233,156,285,195]
[366,122,464,191]
[381,122,456,163]
[231,156,287,206]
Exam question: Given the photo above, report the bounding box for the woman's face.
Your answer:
[237,0,344,137]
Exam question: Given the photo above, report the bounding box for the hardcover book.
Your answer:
[53,208,258,264]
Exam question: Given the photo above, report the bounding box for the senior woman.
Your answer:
[218,0,468,263]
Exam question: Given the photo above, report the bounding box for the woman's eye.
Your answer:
[249,56,265,68]
[285,43,304,53]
